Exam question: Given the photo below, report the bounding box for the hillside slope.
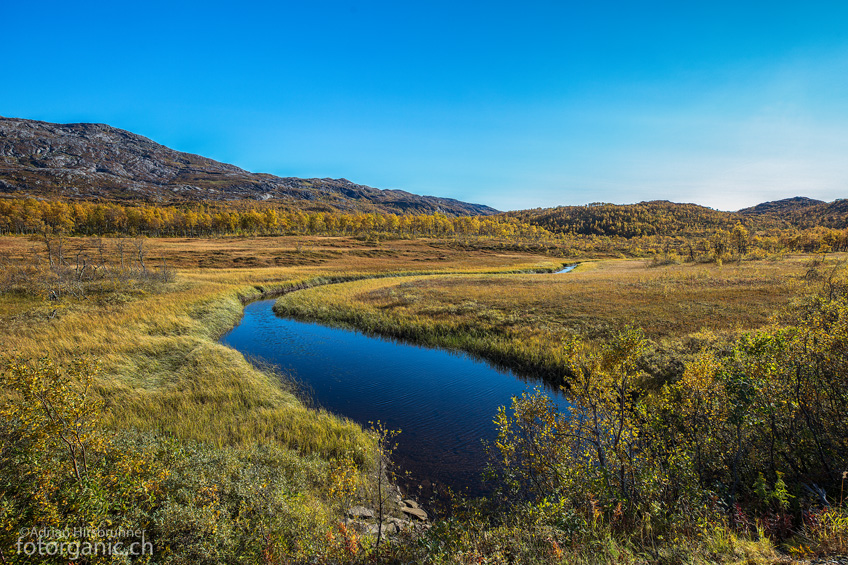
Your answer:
[738,196,824,216]
[0,117,496,216]
[740,197,848,229]
[504,197,848,237]
[503,201,747,237]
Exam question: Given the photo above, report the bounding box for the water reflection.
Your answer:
[221,300,568,495]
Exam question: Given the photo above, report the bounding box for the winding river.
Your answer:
[220,273,571,496]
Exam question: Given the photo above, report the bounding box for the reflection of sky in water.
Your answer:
[221,300,568,495]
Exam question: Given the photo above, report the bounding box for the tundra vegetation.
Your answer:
[1,203,848,564]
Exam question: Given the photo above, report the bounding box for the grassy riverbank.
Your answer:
[271,253,848,564]
[0,234,561,454]
[273,257,811,383]
[0,234,563,562]
[3,233,846,563]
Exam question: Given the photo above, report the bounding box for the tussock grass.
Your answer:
[273,257,813,383]
[2,234,828,563]
[2,278,373,460]
[0,236,558,459]
[0,233,557,271]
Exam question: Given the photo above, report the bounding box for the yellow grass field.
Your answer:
[0,233,823,460]
[0,234,557,451]
[272,254,818,384]
[2,233,839,564]
[351,257,811,338]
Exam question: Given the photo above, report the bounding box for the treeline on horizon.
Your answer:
[0,197,550,240]
[506,199,848,236]
[3,197,848,255]
[506,201,740,237]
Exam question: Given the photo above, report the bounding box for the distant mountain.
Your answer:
[740,197,848,229]
[739,197,825,216]
[503,197,848,237]
[503,200,743,237]
[0,117,497,216]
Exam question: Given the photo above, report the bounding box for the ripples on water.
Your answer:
[221,300,568,496]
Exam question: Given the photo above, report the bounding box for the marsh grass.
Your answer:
[273,258,813,385]
[0,233,558,271]
[1,233,836,563]
[0,237,554,561]
[0,235,565,469]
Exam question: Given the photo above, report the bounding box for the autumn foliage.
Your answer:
[489,265,848,555]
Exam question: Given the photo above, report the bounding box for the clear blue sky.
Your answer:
[4,1,847,211]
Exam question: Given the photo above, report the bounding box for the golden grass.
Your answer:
[293,257,810,338]
[273,256,818,383]
[1,231,817,451]
[0,234,834,562]
[0,233,558,270]
[0,235,557,459]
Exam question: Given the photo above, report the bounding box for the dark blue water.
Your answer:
[220,300,568,495]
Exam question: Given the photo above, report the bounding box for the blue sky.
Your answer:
[4,1,848,211]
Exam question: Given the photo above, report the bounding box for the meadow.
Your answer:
[2,232,847,564]
[273,256,812,383]
[0,234,560,449]
[0,234,563,563]
[271,251,848,564]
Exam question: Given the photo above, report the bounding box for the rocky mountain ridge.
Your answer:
[0,117,497,216]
